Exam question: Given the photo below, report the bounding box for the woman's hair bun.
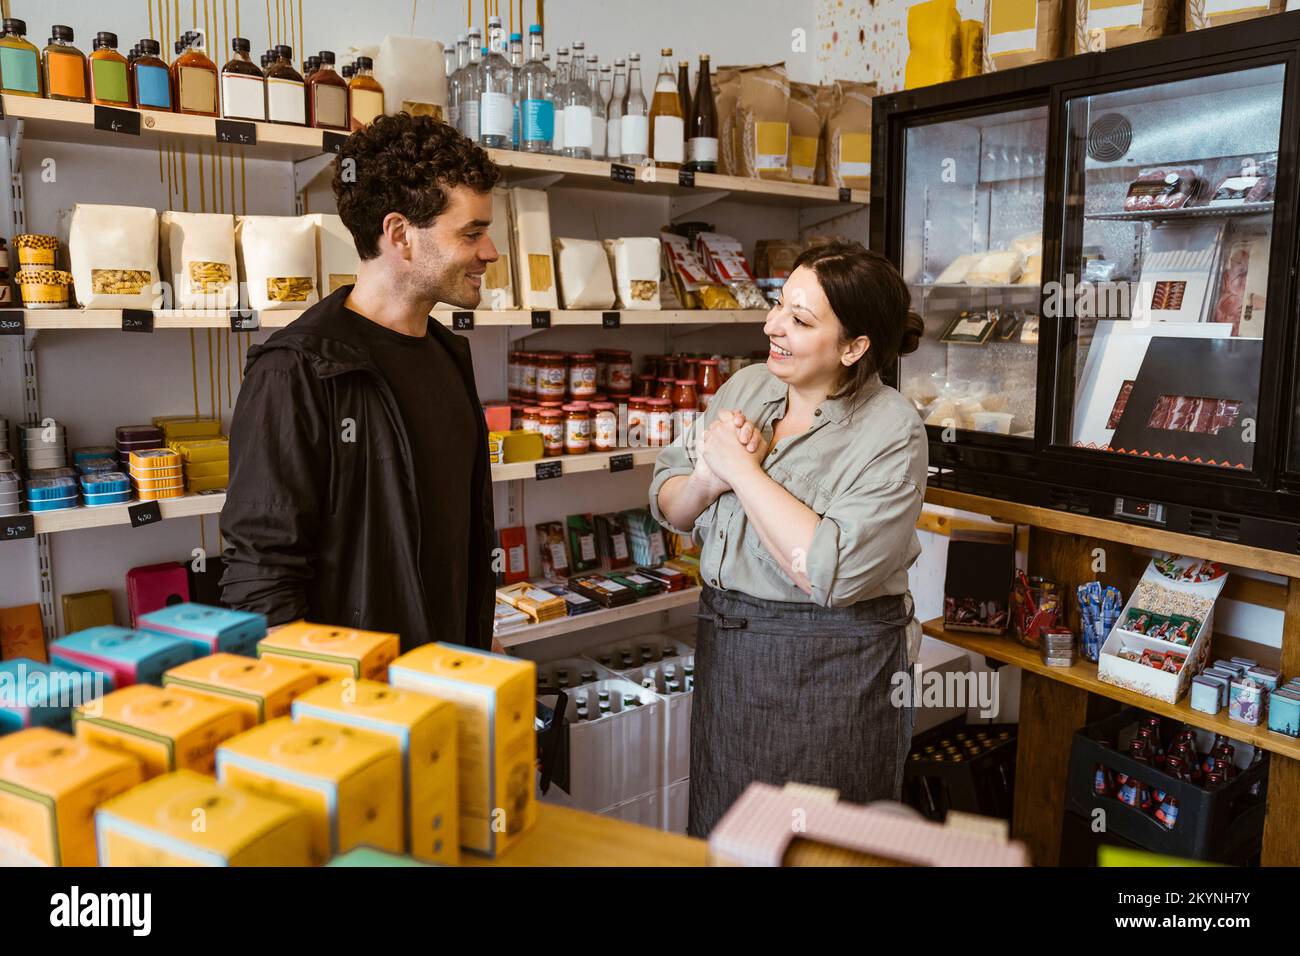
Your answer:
[899,310,924,356]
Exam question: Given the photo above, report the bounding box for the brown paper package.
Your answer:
[826,80,877,191]
[1074,0,1178,53]
[788,82,822,185]
[737,64,792,181]
[1185,0,1281,31]
[814,83,841,184]
[983,0,1071,71]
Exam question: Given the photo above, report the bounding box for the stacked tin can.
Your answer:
[26,474,79,512]
[21,419,67,473]
[73,445,119,476]
[0,418,20,515]
[128,448,183,500]
[115,424,164,472]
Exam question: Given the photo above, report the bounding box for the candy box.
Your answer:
[1267,688,1300,738]
[256,620,398,681]
[138,602,267,656]
[161,653,322,730]
[1229,678,1263,726]
[50,625,196,688]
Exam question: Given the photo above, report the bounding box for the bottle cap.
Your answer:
[356,55,373,69]
[489,15,502,26]
[97,31,119,48]
[3,19,27,36]
[232,36,250,53]
[276,44,293,59]
[528,24,541,34]
[52,25,74,42]
[510,33,522,42]
[318,50,335,64]
[141,39,160,54]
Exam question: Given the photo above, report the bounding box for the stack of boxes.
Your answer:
[155,415,229,493]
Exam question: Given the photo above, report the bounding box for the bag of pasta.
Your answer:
[160,211,238,310]
[69,204,161,309]
[235,215,319,311]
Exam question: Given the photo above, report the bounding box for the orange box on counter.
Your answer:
[256,621,399,682]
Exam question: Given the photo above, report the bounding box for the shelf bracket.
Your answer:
[798,202,863,233]
[670,189,730,220]
[292,152,334,197]
[508,172,564,190]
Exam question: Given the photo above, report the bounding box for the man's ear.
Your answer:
[842,334,871,367]
[381,212,410,258]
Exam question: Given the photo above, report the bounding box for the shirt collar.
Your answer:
[760,371,884,425]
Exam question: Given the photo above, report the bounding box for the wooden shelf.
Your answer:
[496,587,701,649]
[29,492,225,534]
[3,95,867,208]
[491,447,660,482]
[17,308,767,331]
[922,617,1300,762]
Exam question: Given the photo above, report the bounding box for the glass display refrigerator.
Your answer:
[872,15,1300,550]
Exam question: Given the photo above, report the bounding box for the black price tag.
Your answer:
[838,187,852,202]
[0,514,34,541]
[322,131,348,154]
[678,168,695,187]
[531,310,551,329]
[535,460,563,481]
[601,311,621,329]
[215,119,257,146]
[452,311,475,330]
[122,310,154,333]
[230,310,259,331]
[0,309,24,335]
[610,163,636,184]
[128,501,163,528]
[94,105,141,136]
[609,453,634,473]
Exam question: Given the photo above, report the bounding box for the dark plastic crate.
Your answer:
[903,718,1017,822]
[1066,707,1268,863]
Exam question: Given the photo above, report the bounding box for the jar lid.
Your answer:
[605,349,633,358]
[536,351,566,360]
[656,376,675,382]
[647,398,672,407]
[700,358,720,365]
[538,401,563,408]
[675,378,697,385]
[16,269,72,285]
[569,353,595,360]
[14,234,58,250]
[539,409,563,419]
[636,373,655,380]
[588,402,615,411]
[522,406,542,414]
[561,403,588,412]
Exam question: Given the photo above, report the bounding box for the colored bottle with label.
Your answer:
[0,18,41,97]
[133,39,172,111]
[89,33,131,107]
[220,37,265,121]
[175,30,218,116]
[348,56,384,130]
[43,25,87,102]
[307,50,348,130]
[265,45,305,125]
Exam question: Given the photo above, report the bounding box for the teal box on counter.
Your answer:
[1268,688,1300,738]
[49,626,196,688]
[0,659,105,734]
[137,602,267,656]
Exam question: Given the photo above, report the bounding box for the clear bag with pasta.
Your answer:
[160,211,238,310]
[69,204,161,309]
[235,215,319,311]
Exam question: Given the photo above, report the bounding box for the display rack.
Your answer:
[0,90,862,644]
[923,485,1300,867]
[496,587,702,649]
[1083,202,1275,223]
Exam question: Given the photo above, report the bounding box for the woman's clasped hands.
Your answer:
[692,409,770,494]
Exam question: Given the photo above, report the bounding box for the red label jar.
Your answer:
[697,359,721,412]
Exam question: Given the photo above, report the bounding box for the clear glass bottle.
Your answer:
[509,31,524,149]
[443,43,457,128]
[520,24,553,154]
[265,44,305,125]
[649,47,684,168]
[589,57,608,160]
[43,25,88,103]
[620,52,649,165]
[551,47,569,155]
[348,55,384,130]
[606,58,626,162]
[688,54,718,173]
[478,16,513,149]
[448,34,468,135]
[133,39,171,111]
[175,29,218,116]
[563,42,592,160]
[0,18,41,97]
[458,31,482,140]
[308,50,348,130]
[89,33,130,108]
[220,36,264,120]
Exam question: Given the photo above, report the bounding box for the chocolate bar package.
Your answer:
[125,562,190,627]
[595,512,633,571]
[606,570,665,599]
[567,573,638,609]
[536,521,571,580]
[943,529,1014,635]
[566,513,601,574]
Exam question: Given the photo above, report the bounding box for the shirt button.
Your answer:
[718,530,724,539]
[815,409,822,416]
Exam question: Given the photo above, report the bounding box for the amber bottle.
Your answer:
[307,50,349,130]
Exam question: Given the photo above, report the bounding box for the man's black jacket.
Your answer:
[219,286,495,651]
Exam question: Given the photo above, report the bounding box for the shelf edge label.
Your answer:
[609,453,634,473]
[610,163,637,184]
[122,310,154,333]
[678,168,695,188]
[322,131,348,154]
[94,105,141,136]
[535,460,563,481]
[230,309,260,331]
[128,501,163,528]
[0,309,24,335]
[601,311,620,329]
[215,119,257,146]
[838,187,852,202]
[0,514,34,540]
[531,310,551,329]
[452,310,475,330]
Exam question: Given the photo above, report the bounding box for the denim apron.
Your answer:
[688,585,916,838]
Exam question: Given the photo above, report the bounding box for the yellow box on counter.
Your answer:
[152,416,223,441]
[170,437,230,463]
[291,678,460,865]
[185,475,229,493]
[388,643,537,857]
[95,769,314,866]
[0,727,143,866]
[162,653,323,730]
[257,621,399,682]
[488,430,544,464]
[216,716,403,865]
[72,684,244,779]
[183,459,230,479]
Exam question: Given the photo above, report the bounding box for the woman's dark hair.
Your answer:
[333,112,501,259]
[789,239,923,402]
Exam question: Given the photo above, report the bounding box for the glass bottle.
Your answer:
[133,39,172,111]
[589,56,608,160]
[340,62,353,81]
[458,32,482,140]
[89,33,130,108]
[348,55,384,130]
[43,25,88,103]
[649,48,684,168]
[308,50,348,130]
[606,58,626,162]
[220,37,264,121]
[509,31,524,149]
[563,43,592,160]
[0,18,41,97]
[688,54,718,173]
[520,24,553,154]
[620,52,649,165]
[551,47,569,155]
[443,43,458,128]
[175,29,218,116]
[677,59,691,127]
[478,16,513,149]
[449,33,468,135]
[265,44,305,125]
[304,55,320,78]
[169,33,191,106]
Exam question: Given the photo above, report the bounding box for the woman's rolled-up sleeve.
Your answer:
[804,475,924,608]
[647,429,698,536]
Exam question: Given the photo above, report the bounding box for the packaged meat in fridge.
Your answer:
[1147,394,1175,430]
[1124,167,1203,212]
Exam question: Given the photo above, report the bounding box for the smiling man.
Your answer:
[220,113,501,652]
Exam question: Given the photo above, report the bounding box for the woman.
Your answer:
[649,240,928,837]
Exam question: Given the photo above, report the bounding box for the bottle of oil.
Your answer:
[220,37,264,121]
[307,50,348,130]
[175,29,218,116]
[0,19,42,98]
[43,25,88,103]
[89,33,131,108]
[265,45,305,125]
[648,48,684,168]
[348,55,384,130]
[133,39,172,111]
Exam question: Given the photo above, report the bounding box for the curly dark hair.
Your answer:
[332,112,501,260]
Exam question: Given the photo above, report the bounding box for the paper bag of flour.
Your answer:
[607,237,661,310]
[736,64,791,181]
[69,204,161,309]
[235,216,319,311]
[509,188,558,310]
[160,211,238,310]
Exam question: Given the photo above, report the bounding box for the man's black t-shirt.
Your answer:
[348,310,479,645]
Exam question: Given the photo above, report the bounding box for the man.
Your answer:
[220,113,501,652]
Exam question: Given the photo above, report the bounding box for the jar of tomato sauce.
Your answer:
[590,402,618,451]
[535,351,568,401]
[647,398,674,447]
[627,397,651,448]
[568,353,597,399]
[538,409,564,457]
[697,359,721,412]
[606,349,633,398]
[672,378,699,437]
[562,403,592,455]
